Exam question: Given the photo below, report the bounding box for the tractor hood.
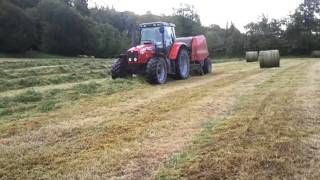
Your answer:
[127,44,155,63]
[128,44,155,54]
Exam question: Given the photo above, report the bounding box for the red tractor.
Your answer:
[112,22,212,84]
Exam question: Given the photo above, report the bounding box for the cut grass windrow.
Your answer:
[0,69,109,92]
[0,78,145,125]
[0,58,113,70]
[0,60,260,137]
[0,65,109,80]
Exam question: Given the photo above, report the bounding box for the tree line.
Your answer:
[0,0,319,58]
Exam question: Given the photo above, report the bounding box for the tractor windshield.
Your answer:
[140,27,163,48]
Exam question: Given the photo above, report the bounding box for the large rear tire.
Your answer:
[203,58,212,74]
[111,58,131,79]
[175,48,190,79]
[146,58,167,84]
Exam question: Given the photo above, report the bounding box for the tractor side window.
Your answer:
[164,27,173,48]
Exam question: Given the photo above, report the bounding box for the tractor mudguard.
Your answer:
[169,42,188,60]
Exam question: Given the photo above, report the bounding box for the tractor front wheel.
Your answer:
[111,58,131,79]
[146,58,167,84]
[175,48,190,80]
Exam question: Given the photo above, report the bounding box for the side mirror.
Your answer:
[159,27,164,34]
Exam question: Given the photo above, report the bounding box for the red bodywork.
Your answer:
[127,44,155,64]
[191,35,209,62]
[168,35,209,62]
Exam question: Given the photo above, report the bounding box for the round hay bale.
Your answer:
[311,50,320,57]
[259,50,280,68]
[245,51,259,62]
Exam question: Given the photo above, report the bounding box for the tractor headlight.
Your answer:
[134,58,137,62]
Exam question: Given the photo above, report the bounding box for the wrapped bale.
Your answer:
[259,50,280,68]
[245,51,259,62]
[311,50,320,57]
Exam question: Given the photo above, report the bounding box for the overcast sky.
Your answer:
[88,0,303,32]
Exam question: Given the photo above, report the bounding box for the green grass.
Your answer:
[0,67,110,92]
[72,82,101,94]
[39,100,60,112]
[0,77,144,121]
[15,90,43,103]
[0,57,145,122]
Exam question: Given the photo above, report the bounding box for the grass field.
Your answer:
[0,58,320,179]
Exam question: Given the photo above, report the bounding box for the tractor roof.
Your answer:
[139,22,175,28]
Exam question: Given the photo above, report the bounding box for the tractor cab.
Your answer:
[140,22,176,54]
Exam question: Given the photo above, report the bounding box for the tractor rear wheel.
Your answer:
[203,58,212,74]
[111,58,131,79]
[175,48,190,79]
[146,58,167,84]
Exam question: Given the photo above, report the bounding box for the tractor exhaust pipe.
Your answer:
[130,25,137,47]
